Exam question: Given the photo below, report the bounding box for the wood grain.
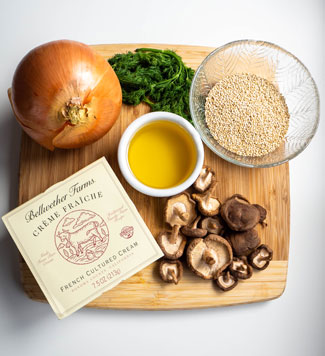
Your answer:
[18,44,290,309]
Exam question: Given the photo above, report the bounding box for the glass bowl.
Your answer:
[189,40,320,168]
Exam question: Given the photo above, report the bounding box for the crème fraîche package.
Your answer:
[2,157,163,319]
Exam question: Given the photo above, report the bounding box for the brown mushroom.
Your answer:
[193,165,216,192]
[192,181,221,217]
[229,256,253,279]
[159,259,183,284]
[215,270,238,291]
[181,216,207,238]
[164,192,197,243]
[156,231,187,260]
[187,234,233,280]
[220,194,260,231]
[253,204,267,225]
[200,216,224,235]
[248,244,273,270]
[227,229,261,256]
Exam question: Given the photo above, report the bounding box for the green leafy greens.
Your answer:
[108,48,194,123]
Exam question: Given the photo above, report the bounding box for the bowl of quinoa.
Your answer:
[190,40,320,168]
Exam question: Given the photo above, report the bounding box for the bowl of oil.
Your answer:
[118,112,204,197]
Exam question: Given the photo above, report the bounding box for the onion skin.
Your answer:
[9,40,122,150]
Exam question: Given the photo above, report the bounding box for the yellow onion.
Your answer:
[9,40,122,150]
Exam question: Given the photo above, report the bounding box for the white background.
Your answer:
[0,0,324,355]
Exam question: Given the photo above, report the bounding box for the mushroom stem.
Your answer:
[174,206,189,222]
[237,265,245,272]
[170,225,181,244]
[202,169,210,179]
[192,181,220,217]
[167,269,177,284]
[230,257,253,279]
[159,259,183,284]
[203,249,216,265]
[201,180,217,202]
[224,271,230,283]
[190,216,201,229]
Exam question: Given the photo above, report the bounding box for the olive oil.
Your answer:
[128,120,197,189]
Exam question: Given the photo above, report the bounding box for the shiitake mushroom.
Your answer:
[156,231,187,260]
[187,234,233,280]
[192,181,221,216]
[164,192,197,243]
[159,259,183,284]
[215,270,238,291]
[200,216,224,235]
[220,194,260,231]
[193,165,216,192]
[248,244,273,270]
[229,256,253,280]
[227,229,261,256]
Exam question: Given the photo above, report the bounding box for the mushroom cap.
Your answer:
[164,192,197,228]
[159,259,183,284]
[253,204,267,223]
[231,194,250,203]
[193,165,216,193]
[248,244,273,270]
[200,216,224,235]
[157,231,187,260]
[215,270,238,291]
[229,256,253,279]
[187,234,233,280]
[181,225,207,238]
[220,194,260,231]
[228,229,261,256]
[181,216,207,238]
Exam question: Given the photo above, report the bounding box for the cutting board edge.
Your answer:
[20,281,287,310]
[20,257,288,309]
[86,288,288,310]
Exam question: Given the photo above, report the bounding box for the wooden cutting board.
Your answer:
[18,44,290,309]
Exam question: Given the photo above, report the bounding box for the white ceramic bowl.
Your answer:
[118,112,204,197]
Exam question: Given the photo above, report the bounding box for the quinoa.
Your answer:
[205,73,290,157]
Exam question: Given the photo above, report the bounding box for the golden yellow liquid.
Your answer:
[128,120,197,189]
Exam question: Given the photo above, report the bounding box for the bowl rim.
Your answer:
[189,39,320,168]
[117,111,204,197]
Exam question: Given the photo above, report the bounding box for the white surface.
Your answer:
[0,0,324,355]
